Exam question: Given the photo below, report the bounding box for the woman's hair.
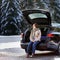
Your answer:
[33,23,39,28]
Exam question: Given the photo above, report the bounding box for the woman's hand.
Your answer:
[30,39,34,42]
[21,33,24,38]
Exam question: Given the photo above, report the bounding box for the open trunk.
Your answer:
[22,9,51,26]
[22,9,51,43]
[22,27,50,43]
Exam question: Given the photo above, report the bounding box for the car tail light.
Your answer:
[47,33,54,37]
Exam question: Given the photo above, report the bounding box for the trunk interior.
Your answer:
[22,25,50,43]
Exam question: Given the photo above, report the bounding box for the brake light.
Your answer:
[47,33,54,37]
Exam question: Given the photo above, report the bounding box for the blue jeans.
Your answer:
[27,41,40,54]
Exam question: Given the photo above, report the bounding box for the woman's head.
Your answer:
[32,23,38,29]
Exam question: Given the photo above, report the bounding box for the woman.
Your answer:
[26,23,41,58]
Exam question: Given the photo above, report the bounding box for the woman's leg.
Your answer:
[32,41,39,54]
[27,41,33,54]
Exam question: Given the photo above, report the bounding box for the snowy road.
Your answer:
[0,35,25,56]
[0,36,60,60]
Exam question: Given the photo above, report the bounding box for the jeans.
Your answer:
[27,41,40,54]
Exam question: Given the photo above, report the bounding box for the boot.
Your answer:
[26,53,29,58]
[31,53,35,57]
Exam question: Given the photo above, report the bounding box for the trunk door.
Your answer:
[22,9,51,26]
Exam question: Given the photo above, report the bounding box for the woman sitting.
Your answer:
[26,23,41,58]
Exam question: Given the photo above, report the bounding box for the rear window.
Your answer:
[28,13,47,19]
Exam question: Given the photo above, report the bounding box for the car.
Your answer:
[20,9,60,55]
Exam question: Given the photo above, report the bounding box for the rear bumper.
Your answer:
[20,42,59,51]
[20,43,28,49]
[20,42,49,50]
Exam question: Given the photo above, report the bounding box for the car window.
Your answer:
[28,13,47,19]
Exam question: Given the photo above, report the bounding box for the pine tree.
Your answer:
[1,0,28,35]
[53,0,60,23]
[0,0,2,34]
[20,0,34,9]
[35,0,45,9]
[42,0,60,23]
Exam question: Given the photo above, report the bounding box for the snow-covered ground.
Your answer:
[0,35,25,56]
